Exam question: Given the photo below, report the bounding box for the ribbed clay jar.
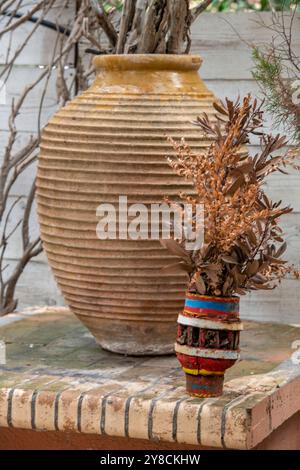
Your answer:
[36,54,218,355]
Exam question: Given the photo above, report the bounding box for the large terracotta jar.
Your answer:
[36,54,218,355]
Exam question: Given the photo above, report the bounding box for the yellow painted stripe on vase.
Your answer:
[183,367,224,376]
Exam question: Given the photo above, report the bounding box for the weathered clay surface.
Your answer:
[36,55,218,355]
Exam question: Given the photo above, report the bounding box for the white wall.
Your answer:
[1,9,299,323]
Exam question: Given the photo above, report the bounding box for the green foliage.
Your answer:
[198,0,300,12]
[103,0,123,13]
[252,46,300,143]
[252,47,282,107]
[209,0,268,11]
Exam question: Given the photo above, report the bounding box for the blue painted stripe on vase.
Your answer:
[184,299,238,313]
[191,383,216,391]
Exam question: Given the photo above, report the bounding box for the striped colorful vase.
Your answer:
[175,293,242,397]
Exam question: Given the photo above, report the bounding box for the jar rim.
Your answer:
[93,54,202,72]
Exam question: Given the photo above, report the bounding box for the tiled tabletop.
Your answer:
[0,307,299,449]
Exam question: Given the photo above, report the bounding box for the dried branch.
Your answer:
[90,0,118,48]
[137,0,169,53]
[191,0,213,23]
[87,0,213,55]
[167,0,191,54]
[0,0,54,38]
[124,0,148,53]
[116,0,136,53]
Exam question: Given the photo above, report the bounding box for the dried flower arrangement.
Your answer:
[162,94,300,397]
[163,94,300,297]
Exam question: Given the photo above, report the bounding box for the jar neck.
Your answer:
[91,54,210,95]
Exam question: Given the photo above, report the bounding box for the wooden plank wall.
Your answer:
[0,8,299,324]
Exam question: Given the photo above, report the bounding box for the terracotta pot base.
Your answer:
[94,337,174,356]
[80,314,176,355]
[98,343,174,356]
[185,373,224,398]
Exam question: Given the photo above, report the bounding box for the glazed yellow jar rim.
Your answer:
[93,54,202,72]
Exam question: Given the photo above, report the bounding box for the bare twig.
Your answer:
[0,1,54,38]
[90,0,118,48]
[124,0,148,53]
[167,0,191,54]
[191,0,213,22]
[116,0,136,53]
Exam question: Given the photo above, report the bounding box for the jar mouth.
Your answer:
[93,54,202,72]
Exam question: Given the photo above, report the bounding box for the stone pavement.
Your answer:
[0,307,300,449]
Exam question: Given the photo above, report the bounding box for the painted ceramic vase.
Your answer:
[175,293,242,397]
[37,54,219,356]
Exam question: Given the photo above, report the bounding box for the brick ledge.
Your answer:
[0,308,299,449]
